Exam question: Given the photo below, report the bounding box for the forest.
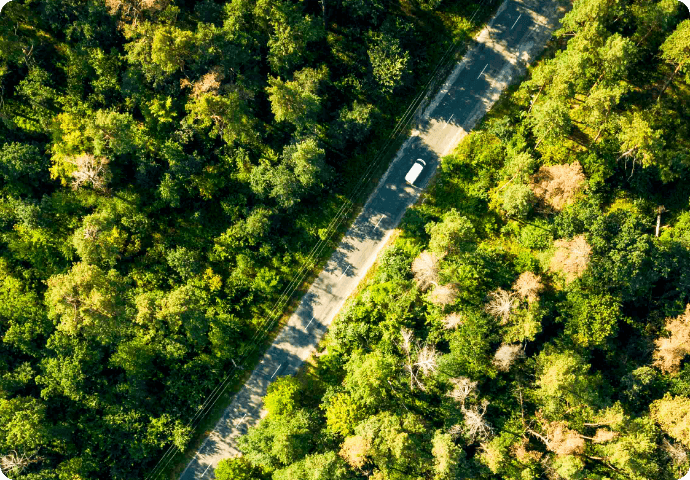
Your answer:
[0,0,490,478]
[211,0,690,479]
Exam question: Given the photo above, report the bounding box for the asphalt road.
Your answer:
[178,1,566,478]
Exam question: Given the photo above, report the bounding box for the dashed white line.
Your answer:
[511,13,522,30]
[338,266,350,280]
[200,463,212,478]
[477,64,488,79]
[306,317,315,328]
[374,215,386,229]
[270,364,282,379]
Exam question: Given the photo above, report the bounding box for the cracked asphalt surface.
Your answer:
[178,1,567,477]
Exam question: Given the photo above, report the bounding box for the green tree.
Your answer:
[342,350,397,413]
[534,348,600,416]
[564,293,621,348]
[272,451,351,480]
[426,209,475,257]
[215,457,268,480]
[353,411,427,478]
[0,396,50,453]
[185,90,257,145]
[367,31,410,95]
[249,138,327,209]
[341,0,385,25]
[264,0,324,74]
[238,408,319,469]
[165,246,201,281]
[593,416,661,480]
[0,260,51,356]
[431,430,464,480]
[658,19,690,99]
[331,101,377,150]
[45,262,125,340]
[266,66,329,131]
[0,143,47,196]
[616,110,664,168]
[501,183,535,218]
[72,209,127,267]
[439,311,496,379]
[264,376,301,416]
[155,284,210,351]
[151,25,195,74]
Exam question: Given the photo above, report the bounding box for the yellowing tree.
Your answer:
[651,393,690,449]
[549,235,592,282]
[653,305,690,374]
[325,392,361,437]
[529,162,586,211]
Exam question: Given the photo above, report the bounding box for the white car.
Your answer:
[405,159,426,186]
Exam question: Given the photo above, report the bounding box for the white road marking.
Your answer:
[448,114,454,122]
[270,365,281,379]
[306,317,314,328]
[374,215,386,229]
[477,64,488,79]
[338,266,350,280]
[176,1,565,475]
[511,13,522,30]
[201,463,212,478]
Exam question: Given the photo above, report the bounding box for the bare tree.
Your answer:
[446,377,478,407]
[412,251,440,290]
[429,284,458,306]
[448,424,464,440]
[463,399,493,442]
[400,328,439,391]
[442,312,464,330]
[447,377,493,442]
[82,224,101,240]
[492,343,524,372]
[1,451,42,474]
[653,304,690,374]
[512,271,543,304]
[661,438,688,466]
[415,344,439,376]
[69,154,111,192]
[485,288,516,324]
[529,161,586,211]
[549,235,591,282]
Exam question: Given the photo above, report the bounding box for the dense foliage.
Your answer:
[0,0,488,478]
[224,1,690,479]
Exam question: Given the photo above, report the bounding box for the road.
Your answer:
[179,0,566,478]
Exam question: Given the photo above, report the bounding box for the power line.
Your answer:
[145,4,490,479]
